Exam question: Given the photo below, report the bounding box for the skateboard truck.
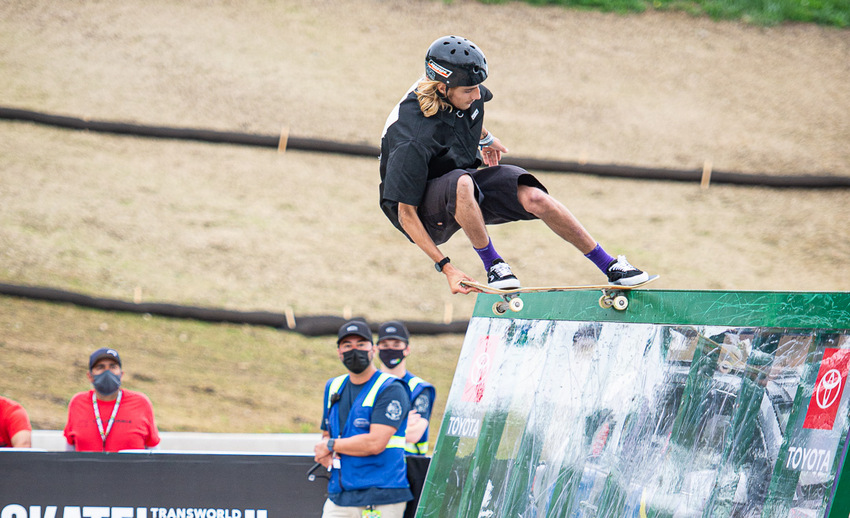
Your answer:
[598,288,630,311]
[492,292,524,315]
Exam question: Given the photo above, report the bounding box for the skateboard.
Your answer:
[460,275,659,315]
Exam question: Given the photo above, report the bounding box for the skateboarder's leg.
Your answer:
[454,174,490,249]
[455,174,519,288]
[516,184,597,253]
[517,184,649,285]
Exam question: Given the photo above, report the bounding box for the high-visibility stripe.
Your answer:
[327,374,348,409]
[386,436,406,449]
[363,373,394,407]
[407,376,424,391]
[404,440,429,454]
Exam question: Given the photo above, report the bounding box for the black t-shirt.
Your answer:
[378,83,493,233]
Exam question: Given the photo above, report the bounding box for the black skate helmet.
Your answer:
[424,35,488,88]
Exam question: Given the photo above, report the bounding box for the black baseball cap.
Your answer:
[337,320,373,345]
[378,321,409,344]
[89,348,122,370]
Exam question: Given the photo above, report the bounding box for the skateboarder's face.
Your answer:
[444,84,481,110]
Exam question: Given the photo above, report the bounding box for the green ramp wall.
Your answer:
[418,290,850,518]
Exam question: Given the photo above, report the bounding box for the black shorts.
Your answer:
[418,165,547,245]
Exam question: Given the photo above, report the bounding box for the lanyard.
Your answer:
[92,390,122,451]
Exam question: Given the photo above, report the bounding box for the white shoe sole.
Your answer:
[489,278,521,290]
[610,272,649,286]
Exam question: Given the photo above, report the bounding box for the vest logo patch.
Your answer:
[354,418,370,428]
[386,400,403,421]
[471,108,479,120]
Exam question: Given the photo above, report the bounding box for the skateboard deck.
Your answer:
[460,275,659,314]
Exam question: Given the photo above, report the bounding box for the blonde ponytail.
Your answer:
[415,80,453,118]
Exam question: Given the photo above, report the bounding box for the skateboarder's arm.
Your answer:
[479,126,508,167]
[398,202,475,294]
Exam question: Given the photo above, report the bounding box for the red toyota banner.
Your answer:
[804,348,850,430]
[462,335,498,403]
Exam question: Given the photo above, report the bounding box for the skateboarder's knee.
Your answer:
[517,184,551,213]
[456,174,476,201]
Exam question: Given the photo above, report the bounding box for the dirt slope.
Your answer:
[0,0,849,432]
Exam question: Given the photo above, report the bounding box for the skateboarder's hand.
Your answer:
[481,137,508,167]
[444,264,476,295]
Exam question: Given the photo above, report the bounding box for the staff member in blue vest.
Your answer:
[377,321,436,456]
[314,320,413,518]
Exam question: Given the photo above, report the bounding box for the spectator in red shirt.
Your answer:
[0,395,32,448]
[64,348,161,452]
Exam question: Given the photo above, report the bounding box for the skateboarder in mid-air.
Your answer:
[379,35,650,294]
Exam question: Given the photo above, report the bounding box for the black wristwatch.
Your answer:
[327,438,335,452]
[435,257,451,272]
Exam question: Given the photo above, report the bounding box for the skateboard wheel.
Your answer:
[599,295,613,309]
[493,301,508,315]
[613,295,629,311]
[509,297,524,312]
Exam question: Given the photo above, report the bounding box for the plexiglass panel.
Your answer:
[419,316,850,518]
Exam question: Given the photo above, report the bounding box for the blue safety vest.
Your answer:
[324,371,409,494]
[402,372,436,456]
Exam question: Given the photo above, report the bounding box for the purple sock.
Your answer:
[585,243,615,273]
[474,239,502,269]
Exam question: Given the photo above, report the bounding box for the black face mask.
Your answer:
[379,349,405,368]
[342,349,372,374]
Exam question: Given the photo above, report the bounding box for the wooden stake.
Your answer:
[343,306,352,320]
[443,302,454,324]
[578,147,589,165]
[133,286,142,304]
[701,160,713,190]
[278,125,289,153]
[284,307,296,329]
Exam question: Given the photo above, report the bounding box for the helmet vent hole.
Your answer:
[450,49,456,54]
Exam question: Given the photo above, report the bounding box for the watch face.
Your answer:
[436,257,450,272]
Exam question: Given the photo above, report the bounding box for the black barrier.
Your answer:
[3,106,848,188]
[0,451,327,517]
[0,283,470,336]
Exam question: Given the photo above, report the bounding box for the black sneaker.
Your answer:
[487,259,521,290]
[606,255,649,286]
